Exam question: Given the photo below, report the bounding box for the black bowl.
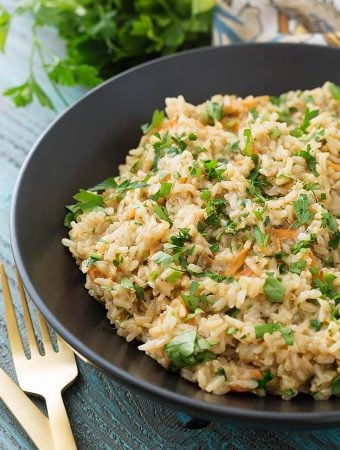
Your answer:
[11,44,340,429]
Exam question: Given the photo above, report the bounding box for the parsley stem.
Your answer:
[33,27,69,108]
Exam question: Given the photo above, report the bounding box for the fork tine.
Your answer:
[15,269,39,355]
[35,308,54,352]
[0,264,25,355]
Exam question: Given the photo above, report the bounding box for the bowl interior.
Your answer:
[11,44,340,427]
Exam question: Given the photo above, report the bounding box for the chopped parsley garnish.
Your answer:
[290,108,319,137]
[149,270,159,281]
[228,140,240,153]
[250,108,259,120]
[331,375,340,395]
[278,106,297,124]
[168,228,191,248]
[292,194,312,228]
[269,128,281,139]
[329,232,340,250]
[288,260,306,275]
[283,389,295,397]
[329,83,340,100]
[303,181,320,191]
[203,159,227,181]
[312,274,339,301]
[113,254,124,267]
[291,234,316,254]
[86,252,101,267]
[166,271,182,283]
[152,204,172,226]
[247,163,268,203]
[141,109,165,134]
[164,330,215,369]
[206,101,223,124]
[215,367,226,378]
[269,95,283,106]
[64,189,103,227]
[243,128,253,156]
[253,225,268,246]
[299,144,319,176]
[200,189,211,201]
[255,322,294,345]
[257,371,273,390]
[321,212,338,232]
[188,132,197,141]
[181,281,208,312]
[263,274,285,303]
[152,251,173,267]
[310,319,322,331]
[151,182,173,201]
[121,277,144,299]
[90,177,149,193]
[205,198,227,228]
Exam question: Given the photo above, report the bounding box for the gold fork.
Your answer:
[0,264,78,450]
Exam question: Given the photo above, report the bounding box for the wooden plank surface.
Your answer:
[0,6,339,449]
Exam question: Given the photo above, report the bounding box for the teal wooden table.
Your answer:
[1,9,340,450]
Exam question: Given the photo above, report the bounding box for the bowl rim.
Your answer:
[10,42,340,426]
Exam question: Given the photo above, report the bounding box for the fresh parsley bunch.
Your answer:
[0,0,214,109]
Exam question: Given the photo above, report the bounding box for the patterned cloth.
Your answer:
[214,0,340,46]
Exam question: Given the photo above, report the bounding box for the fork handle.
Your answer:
[45,391,77,450]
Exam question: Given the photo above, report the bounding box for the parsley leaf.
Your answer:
[292,194,311,228]
[90,178,148,193]
[289,260,307,274]
[290,108,319,137]
[310,319,322,331]
[206,101,223,124]
[164,330,215,369]
[121,277,144,299]
[321,212,338,232]
[329,83,340,100]
[151,182,173,201]
[64,189,103,227]
[329,231,340,250]
[263,274,285,302]
[253,225,268,246]
[0,6,10,52]
[152,204,172,226]
[203,159,227,181]
[257,371,273,390]
[243,128,253,156]
[141,109,165,134]
[255,322,294,345]
[331,376,340,395]
[299,144,319,176]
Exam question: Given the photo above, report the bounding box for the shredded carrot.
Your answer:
[270,228,298,240]
[187,317,197,326]
[225,248,249,276]
[235,266,255,278]
[161,117,177,130]
[88,266,102,282]
[251,369,263,380]
[328,160,340,171]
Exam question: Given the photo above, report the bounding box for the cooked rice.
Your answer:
[62,82,340,400]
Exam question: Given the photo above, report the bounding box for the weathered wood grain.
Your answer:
[0,4,339,449]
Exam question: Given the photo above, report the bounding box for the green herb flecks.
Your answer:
[331,375,340,395]
[329,83,340,101]
[310,319,322,331]
[243,128,253,156]
[206,101,223,124]
[203,159,227,181]
[299,144,319,176]
[152,204,172,227]
[86,252,102,267]
[141,109,165,134]
[121,277,144,299]
[151,182,173,201]
[263,274,285,303]
[164,330,215,369]
[257,371,273,390]
[64,189,103,227]
[289,260,307,275]
[292,194,312,228]
[255,322,294,345]
[290,108,319,137]
[181,281,208,312]
[253,225,268,246]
